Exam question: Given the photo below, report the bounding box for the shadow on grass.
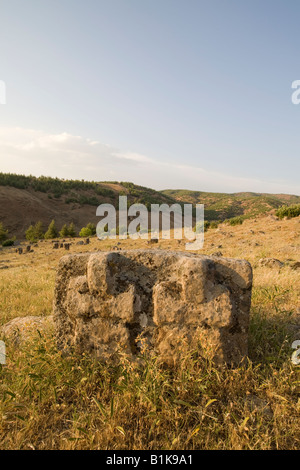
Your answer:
[248,306,296,368]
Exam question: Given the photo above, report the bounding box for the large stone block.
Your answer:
[53,250,252,366]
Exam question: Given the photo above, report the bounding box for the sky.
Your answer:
[0,0,299,194]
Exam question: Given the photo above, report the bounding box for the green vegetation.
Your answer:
[225,216,244,226]
[0,173,113,199]
[1,173,300,229]
[25,221,44,242]
[120,181,177,211]
[79,223,96,237]
[194,220,210,232]
[2,238,15,247]
[162,189,300,222]
[0,223,8,243]
[59,223,76,238]
[44,220,58,239]
[276,204,300,220]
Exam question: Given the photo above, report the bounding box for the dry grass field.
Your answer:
[0,214,299,450]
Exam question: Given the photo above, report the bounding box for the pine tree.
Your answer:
[25,221,44,242]
[44,220,58,239]
[25,225,36,242]
[59,224,69,238]
[0,222,8,242]
[67,222,76,237]
[34,221,44,239]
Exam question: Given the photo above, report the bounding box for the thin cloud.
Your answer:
[0,127,298,195]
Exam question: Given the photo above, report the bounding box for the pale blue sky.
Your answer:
[0,0,299,194]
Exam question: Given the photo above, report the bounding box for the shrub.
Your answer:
[226,216,244,226]
[276,204,300,220]
[194,220,210,233]
[2,238,15,247]
[209,221,219,229]
[79,223,96,237]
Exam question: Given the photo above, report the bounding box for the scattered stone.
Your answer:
[147,239,158,244]
[258,258,284,269]
[85,238,90,245]
[1,316,54,346]
[212,251,223,257]
[245,395,273,419]
[291,261,300,270]
[53,242,59,249]
[53,250,253,367]
[77,241,84,246]
[64,243,71,251]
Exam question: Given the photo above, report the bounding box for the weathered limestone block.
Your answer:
[53,250,252,366]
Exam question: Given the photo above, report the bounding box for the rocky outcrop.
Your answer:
[53,250,252,366]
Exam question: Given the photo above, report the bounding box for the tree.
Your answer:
[67,222,76,237]
[44,220,58,239]
[25,225,36,242]
[34,221,44,239]
[26,221,44,242]
[0,223,8,242]
[59,224,69,238]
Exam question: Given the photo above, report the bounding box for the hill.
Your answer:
[0,173,176,238]
[161,189,300,221]
[0,172,299,238]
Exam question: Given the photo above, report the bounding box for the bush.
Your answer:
[209,221,219,229]
[194,220,210,232]
[2,238,15,247]
[276,204,300,220]
[226,216,244,226]
[79,223,96,237]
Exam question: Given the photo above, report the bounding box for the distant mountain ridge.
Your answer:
[161,189,300,221]
[0,173,299,238]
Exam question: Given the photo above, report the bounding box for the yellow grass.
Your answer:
[0,214,299,449]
